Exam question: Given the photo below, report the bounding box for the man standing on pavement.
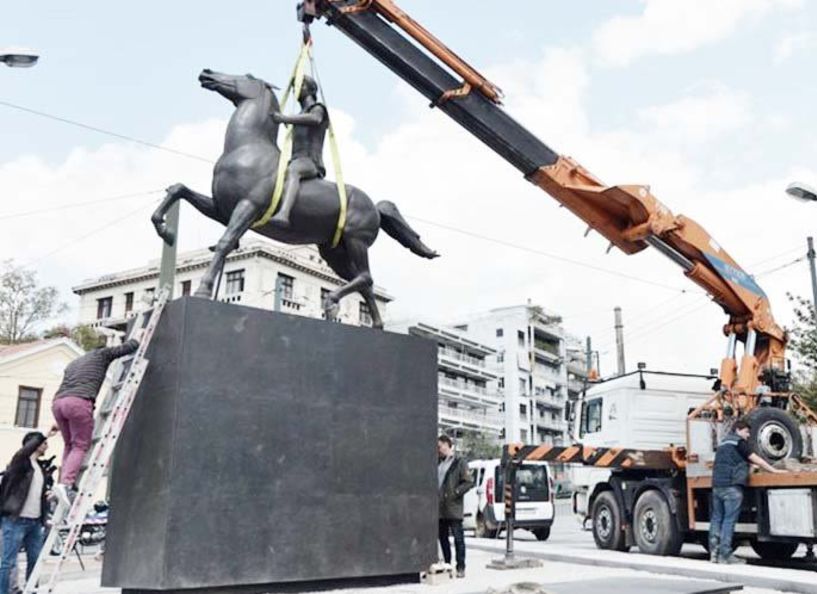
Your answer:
[52,336,138,505]
[0,427,59,593]
[709,417,786,564]
[437,435,474,578]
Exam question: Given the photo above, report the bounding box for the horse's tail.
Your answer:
[376,201,439,259]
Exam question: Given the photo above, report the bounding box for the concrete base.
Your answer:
[102,297,438,592]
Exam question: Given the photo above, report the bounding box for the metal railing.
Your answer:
[439,347,485,368]
[438,405,503,428]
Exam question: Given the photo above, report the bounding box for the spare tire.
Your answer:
[745,407,802,463]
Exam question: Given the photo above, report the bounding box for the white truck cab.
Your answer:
[569,370,714,521]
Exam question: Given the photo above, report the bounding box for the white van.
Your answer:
[463,458,554,540]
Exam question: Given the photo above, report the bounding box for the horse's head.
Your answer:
[198,69,279,111]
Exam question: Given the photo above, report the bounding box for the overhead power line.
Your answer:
[405,214,689,293]
[0,189,164,221]
[0,99,214,164]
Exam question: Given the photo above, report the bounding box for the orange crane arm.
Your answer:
[301,0,788,396]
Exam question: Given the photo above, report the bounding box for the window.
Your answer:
[320,288,331,305]
[225,270,245,295]
[96,297,112,320]
[124,292,134,313]
[144,287,156,302]
[519,403,527,417]
[518,378,526,396]
[359,302,372,326]
[497,353,504,363]
[496,328,503,337]
[181,280,192,297]
[498,378,505,389]
[520,429,528,443]
[581,398,603,436]
[277,273,294,300]
[15,386,41,428]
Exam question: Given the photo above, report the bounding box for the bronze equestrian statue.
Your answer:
[151,69,438,328]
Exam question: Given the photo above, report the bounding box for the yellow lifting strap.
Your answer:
[254,40,348,249]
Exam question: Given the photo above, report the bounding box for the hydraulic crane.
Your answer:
[297,0,792,415]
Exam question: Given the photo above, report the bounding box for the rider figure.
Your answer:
[270,75,329,228]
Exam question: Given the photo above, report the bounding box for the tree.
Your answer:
[786,293,817,409]
[43,323,102,352]
[458,430,502,460]
[0,260,66,344]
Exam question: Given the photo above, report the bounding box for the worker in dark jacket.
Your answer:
[0,428,59,593]
[709,418,785,564]
[437,435,474,578]
[51,337,139,504]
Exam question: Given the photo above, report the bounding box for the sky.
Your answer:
[1,0,816,377]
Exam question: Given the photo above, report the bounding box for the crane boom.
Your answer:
[300,0,788,400]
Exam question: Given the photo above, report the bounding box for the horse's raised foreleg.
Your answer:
[151,183,221,246]
[194,199,259,299]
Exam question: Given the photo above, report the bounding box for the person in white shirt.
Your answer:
[0,427,58,593]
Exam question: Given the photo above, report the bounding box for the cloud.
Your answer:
[637,85,753,144]
[593,0,802,67]
[774,31,816,63]
[1,37,814,378]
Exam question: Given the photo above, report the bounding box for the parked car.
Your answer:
[463,458,554,541]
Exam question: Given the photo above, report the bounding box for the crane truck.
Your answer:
[298,0,817,558]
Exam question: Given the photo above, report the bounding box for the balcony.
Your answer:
[535,415,567,432]
[438,405,503,431]
[439,347,485,367]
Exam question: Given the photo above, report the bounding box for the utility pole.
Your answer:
[157,202,179,300]
[585,336,593,377]
[614,306,625,376]
[807,237,817,314]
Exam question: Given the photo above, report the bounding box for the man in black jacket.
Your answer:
[709,418,785,564]
[437,435,474,578]
[0,427,58,593]
[52,337,138,505]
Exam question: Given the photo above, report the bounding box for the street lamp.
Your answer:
[0,48,39,68]
[785,182,817,312]
[786,182,817,203]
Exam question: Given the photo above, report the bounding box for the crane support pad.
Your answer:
[505,443,680,470]
[320,2,559,175]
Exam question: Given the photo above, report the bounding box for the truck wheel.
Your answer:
[475,514,498,539]
[633,490,682,556]
[745,408,803,463]
[533,527,551,541]
[591,491,627,551]
[751,540,799,560]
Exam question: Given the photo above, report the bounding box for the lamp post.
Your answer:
[785,182,817,312]
[0,48,39,68]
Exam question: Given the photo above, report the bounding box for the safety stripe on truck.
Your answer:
[505,443,678,470]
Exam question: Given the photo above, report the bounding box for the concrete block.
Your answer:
[101,297,438,592]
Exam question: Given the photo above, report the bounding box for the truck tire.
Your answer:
[751,540,799,560]
[475,513,498,539]
[533,527,551,541]
[745,408,803,463]
[591,491,627,551]
[633,490,682,556]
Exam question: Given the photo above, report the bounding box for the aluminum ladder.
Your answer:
[23,289,169,594]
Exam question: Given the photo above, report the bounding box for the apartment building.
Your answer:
[387,320,503,444]
[72,239,391,330]
[455,304,588,446]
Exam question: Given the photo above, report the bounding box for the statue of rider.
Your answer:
[270,75,329,228]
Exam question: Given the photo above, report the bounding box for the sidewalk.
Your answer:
[48,546,788,594]
[470,539,817,594]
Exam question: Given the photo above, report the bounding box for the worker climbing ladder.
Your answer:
[22,289,169,594]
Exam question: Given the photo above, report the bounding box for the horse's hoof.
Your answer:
[160,229,176,247]
[166,183,185,195]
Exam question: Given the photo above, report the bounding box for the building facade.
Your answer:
[0,338,83,464]
[455,304,588,446]
[387,320,503,445]
[73,239,391,330]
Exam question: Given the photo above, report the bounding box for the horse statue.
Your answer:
[151,69,438,329]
